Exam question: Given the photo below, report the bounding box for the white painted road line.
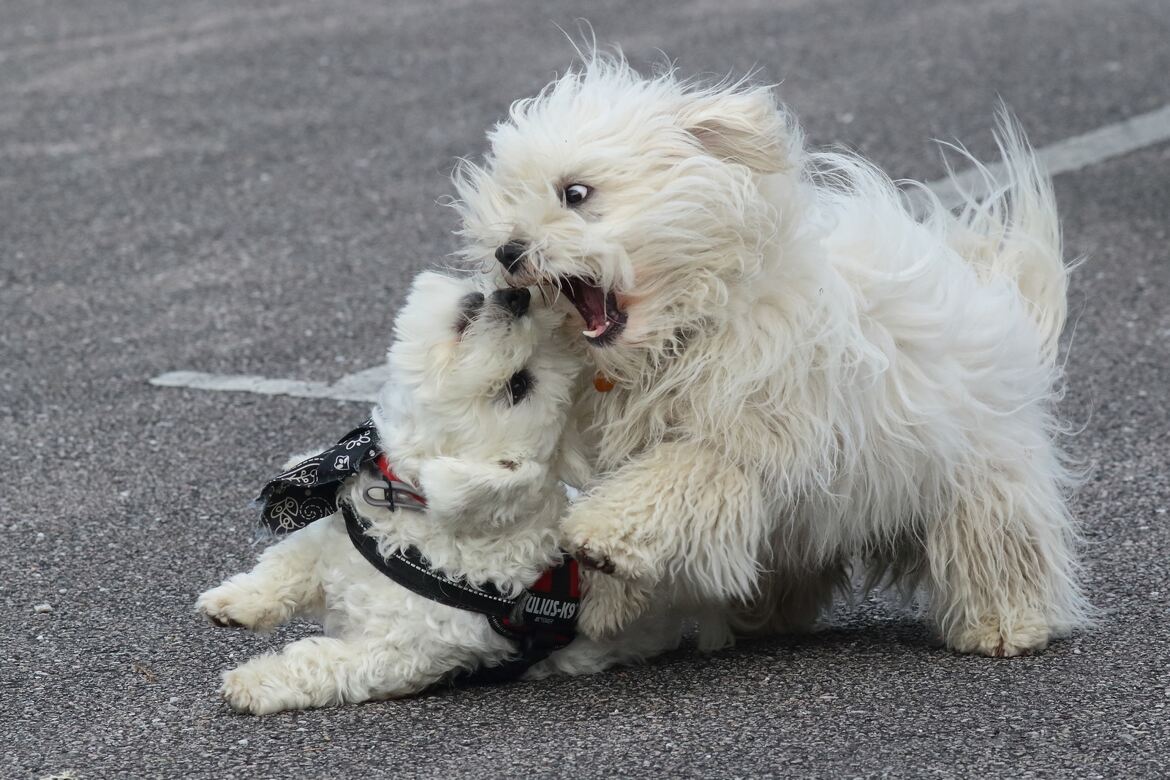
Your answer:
[151,102,1170,403]
[924,102,1170,210]
[150,366,390,403]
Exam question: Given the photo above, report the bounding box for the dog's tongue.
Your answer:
[560,277,611,338]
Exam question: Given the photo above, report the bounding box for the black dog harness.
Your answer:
[258,419,580,682]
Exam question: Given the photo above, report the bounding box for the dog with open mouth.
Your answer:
[454,52,1091,657]
[195,272,687,713]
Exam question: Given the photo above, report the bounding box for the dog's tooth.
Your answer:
[582,321,611,339]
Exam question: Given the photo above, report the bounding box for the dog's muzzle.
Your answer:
[490,286,530,318]
[495,241,527,273]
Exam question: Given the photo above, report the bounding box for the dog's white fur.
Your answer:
[455,54,1090,657]
[196,272,684,714]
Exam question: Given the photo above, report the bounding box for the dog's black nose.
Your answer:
[491,286,530,318]
[495,241,527,272]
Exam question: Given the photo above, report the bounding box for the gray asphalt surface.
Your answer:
[3,1,1168,777]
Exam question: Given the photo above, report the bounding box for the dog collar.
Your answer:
[364,453,427,512]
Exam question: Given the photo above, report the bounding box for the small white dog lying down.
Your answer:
[196,272,684,714]
[456,53,1091,657]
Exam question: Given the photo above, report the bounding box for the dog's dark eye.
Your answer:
[562,183,591,207]
[506,369,534,405]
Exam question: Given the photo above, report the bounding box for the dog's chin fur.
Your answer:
[196,272,687,714]
[456,52,1091,656]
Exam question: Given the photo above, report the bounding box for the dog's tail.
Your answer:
[926,108,1069,362]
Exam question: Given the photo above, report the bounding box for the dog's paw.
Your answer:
[577,571,653,640]
[946,616,1050,658]
[575,545,616,575]
[219,660,311,715]
[564,509,652,582]
[196,582,285,632]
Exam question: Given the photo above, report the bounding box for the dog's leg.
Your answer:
[926,463,1087,657]
[730,562,847,637]
[564,441,768,637]
[573,569,656,641]
[219,636,457,714]
[195,521,328,632]
[528,607,687,679]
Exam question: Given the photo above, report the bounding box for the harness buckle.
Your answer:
[362,479,427,513]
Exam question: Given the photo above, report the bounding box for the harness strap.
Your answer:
[341,500,514,618]
[340,499,579,683]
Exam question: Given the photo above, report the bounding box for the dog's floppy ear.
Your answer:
[678,84,792,174]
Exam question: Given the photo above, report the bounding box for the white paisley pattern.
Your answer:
[257,419,379,533]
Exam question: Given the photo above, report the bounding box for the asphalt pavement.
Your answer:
[2,0,1168,777]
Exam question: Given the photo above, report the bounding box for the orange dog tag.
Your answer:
[593,373,615,393]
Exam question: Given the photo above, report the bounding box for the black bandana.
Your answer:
[257,419,380,533]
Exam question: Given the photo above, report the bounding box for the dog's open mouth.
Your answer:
[557,276,627,345]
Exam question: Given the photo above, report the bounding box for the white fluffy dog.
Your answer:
[455,54,1090,657]
[196,272,683,714]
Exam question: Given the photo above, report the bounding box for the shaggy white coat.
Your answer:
[196,272,685,714]
[455,54,1091,657]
